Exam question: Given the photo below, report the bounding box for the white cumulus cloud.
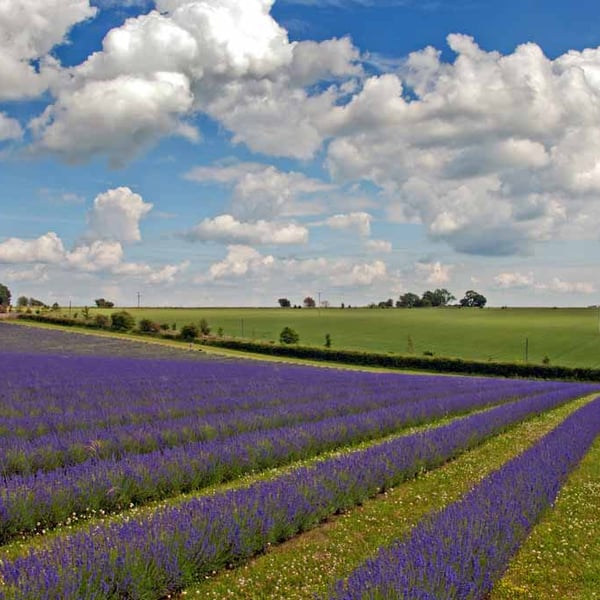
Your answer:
[28,0,359,163]
[537,278,595,295]
[325,212,372,237]
[186,162,333,219]
[31,72,197,165]
[186,214,309,245]
[365,239,392,253]
[494,272,535,289]
[0,0,96,100]
[0,113,23,141]
[208,245,275,279]
[324,34,600,256]
[415,261,453,285]
[0,232,65,263]
[86,187,153,243]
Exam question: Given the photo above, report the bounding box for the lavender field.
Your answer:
[0,323,599,599]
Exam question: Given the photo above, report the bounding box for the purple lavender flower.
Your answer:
[0,389,596,599]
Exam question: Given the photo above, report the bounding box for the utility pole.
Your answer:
[137,292,141,309]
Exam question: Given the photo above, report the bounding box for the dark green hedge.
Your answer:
[16,314,600,381]
[18,313,109,330]
[201,338,600,382]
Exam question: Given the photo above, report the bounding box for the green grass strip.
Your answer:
[491,436,600,599]
[183,394,596,600]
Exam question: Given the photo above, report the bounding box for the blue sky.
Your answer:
[1,0,599,307]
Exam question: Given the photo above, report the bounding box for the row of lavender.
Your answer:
[0,376,583,543]
[0,352,518,436]
[0,373,560,476]
[324,397,600,599]
[1,384,596,598]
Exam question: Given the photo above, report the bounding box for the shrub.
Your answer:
[139,319,161,334]
[280,326,300,345]
[110,311,136,332]
[180,324,199,342]
[325,333,331,348]
[94,314,110,329]
[199,318,211,336]
[159,323,170,331]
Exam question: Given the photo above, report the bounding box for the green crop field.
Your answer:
[85,306,600,368]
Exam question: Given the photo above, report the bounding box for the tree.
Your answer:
[95,298,114,308]
[110,311,135,331]
[303,296,316,308]
[199,318,211,336]
[17,296,28,308]
[325,333,332,348]
[180,324,199,342]
[460,290,487,308]
[29,297,46,307]
[278,298,291,308]
[397,292,421,308]
[377,298,394,308]
[280,326,300,344]
[422,288,455,307]
[0,282,10,311]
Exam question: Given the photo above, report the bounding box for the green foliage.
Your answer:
[201,338,600,382]
[94,298,115,308]
[397,292,421,308]
[278,298,291,308]
[199,318,211,336]
[17,296,28,308]
[325,333,331,348]
[0,283,11,306]
[460,290,487,308]
[180,324,199,342]
[139,319,161,334]
[280,326,300,344]
[110,311,135,332]
[94,314,110,329]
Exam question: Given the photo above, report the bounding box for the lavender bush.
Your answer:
[0,379,581,543]
[325,396,600,600]
[0,389,596,599]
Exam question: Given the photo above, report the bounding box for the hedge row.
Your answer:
[16,313,600,381]
[201,338,600,382]
[18,313,111,330]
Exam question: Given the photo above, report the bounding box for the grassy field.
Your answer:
[87,306,600,368]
